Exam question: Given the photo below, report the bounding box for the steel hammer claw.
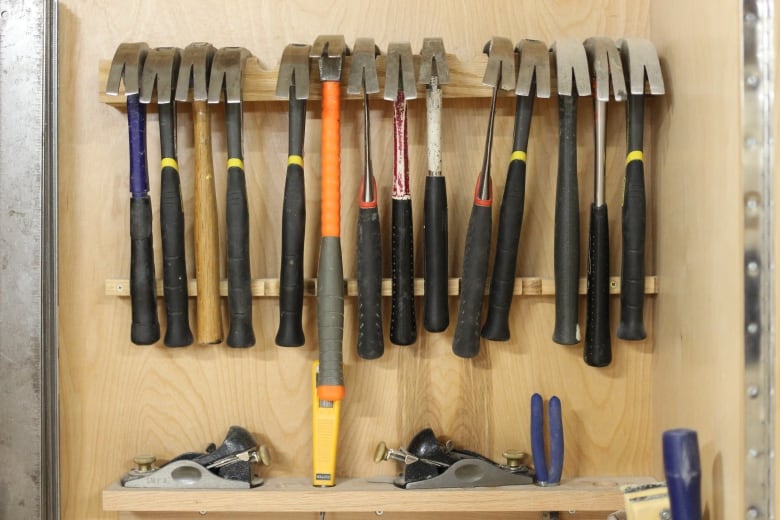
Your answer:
[208,47,251,104]
[275,44,311,100]
[310,35,349,81]
[175,42,215,102]
[552,39,591,97]
[584,37,627,101]
[106,42,148,96]
[483,37,516,91]
[347,38,380,95]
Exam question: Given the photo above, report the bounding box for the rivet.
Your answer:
[745,136,758,149]
[747,505,760,518]
[748,385,760,398]
[747,322,759,335]
[747,261,760,276]
[746,74,760,88]
[748,448,760,458]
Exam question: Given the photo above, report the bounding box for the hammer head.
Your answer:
[208,46,252,104]
[139,47,181,104]
[418,37,450,86]
[515,39,551,98]
[106,42,149,96]
[551,39,591,97]
[275,43,311,100]
[584,37,627,101]
[175,42,216,102]
[347,38,380,95]
[618,38,665,95]
[384,42,417,101]
[482,37,516,91]
[310,35,348,81]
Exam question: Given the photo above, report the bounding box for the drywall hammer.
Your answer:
[550,39,591,346]
[347,37,383,360]
[385,41,418,346]
[274,43,311,347]
[452,37,516,358]
[617,38,664,341]
[310,34,348,487]
[482,39,550,341]
[175,42,223,345]
[208,46,255,348]
[418,37,450,334]
[106,42,160,345]
[583,37,627,367]
[139,46,193,347]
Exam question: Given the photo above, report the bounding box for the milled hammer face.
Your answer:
[275,43,311,99]
[347,38,380,95]
[418,37,450,86]
[106,42,149,96]
[384,42,417,100]
[515,39,551,98]
[310,35,348,81]
[175,42,216,102]
[139,47,181,104]
[617,38,665,95]
[584,37,627,102]
[482,36,516,91]
[208,47,252,104]
[552,39,592,97]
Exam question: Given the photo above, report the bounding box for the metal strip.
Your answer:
[742,0,775,518]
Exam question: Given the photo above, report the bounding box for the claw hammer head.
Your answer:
[175,42,216,102]
[515,39,551,98]
[106,42,149,96]
[208,46,252,104]
[347,38,380,95]
[275,43,311,99]
[310,35,349,81]
[418,37,450,86]
[617,38,665,95]
[551,39,591,97]
[139,47,181,104]
[384,42,417,100]
[584,37,627,101]
[482,36,516,91]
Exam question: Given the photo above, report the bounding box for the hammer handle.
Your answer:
[423,176,449,332]
[357,202,384,359]
[584,203,611,366]
[663,429,702,520]
[192,99,223,344]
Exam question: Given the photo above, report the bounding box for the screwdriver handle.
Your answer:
[584,203,611,366]
[423,176,449,332]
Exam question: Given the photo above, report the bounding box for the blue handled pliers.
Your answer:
[530,393,564,486]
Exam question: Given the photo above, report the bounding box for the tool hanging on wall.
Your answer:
[208,46,255,348]
[617,38,665,341]
[452,37,515,358]
[550,39,591,346]
[348,38,383,359]
[583,37,627,366]
[106,42,160,346]
[530,393,564,486]
[175,42,223,345]
[482,39,550,341]
[385,42,418,346]
[139,46,193,347]
[310,34,348,487]
[419,37,450,333]
[274,43,311,347]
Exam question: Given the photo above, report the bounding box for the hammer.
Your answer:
[385,41,418,347]
[347,38,383,360]
[550,39,591,346]
[583,37,627,367]
[482,38,551,341]
[208,46,255,348]
[452,37,515,358]
[139,46,193,348]
[106,42,160,345]
[175,42,222,345]
[274,43,311,347]
[617,38,664,341]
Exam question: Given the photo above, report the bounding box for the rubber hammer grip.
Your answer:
[391,198,416,345]
[357,204,384,359]
[584,203,611,366]
[423,176,449,332]
[618,154,647,340]
[225,164,255,347]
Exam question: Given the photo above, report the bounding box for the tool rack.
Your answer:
[50,0,773,519]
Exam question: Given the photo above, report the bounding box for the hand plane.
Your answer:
[374,428,533,489]
[121,425,270,489]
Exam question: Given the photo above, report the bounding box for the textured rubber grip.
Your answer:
[452,202,491,358]
[423,176,449,332]
[357,206,384,359]
[663,429,702,520]
[547,396,564,484]
[321,81,341,238]
[317,237,344,395]
[585,204,611,367]
[225,165,255,348]
[618,158,647,340]
[552,95,581,345]
[276,162,306,347]
[129,196,160,345]
[530,393,547,484]
[391,198,416,345]
[127,94,150,197]
[482,158,527,341]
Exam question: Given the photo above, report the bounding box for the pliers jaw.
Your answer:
[531,393,564,486]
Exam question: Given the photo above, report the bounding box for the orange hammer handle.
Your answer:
[321,81,341,238]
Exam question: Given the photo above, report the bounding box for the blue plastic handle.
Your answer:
[530,393,548,484]
[663,428,702,520]
[127,93,149,198]
[548,396,564,484]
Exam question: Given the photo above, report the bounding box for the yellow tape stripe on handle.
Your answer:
[160,158,179,171]
[510,150,527,163]
[227,158,245,170]
[288,155,304,167]
[626,150,644,165]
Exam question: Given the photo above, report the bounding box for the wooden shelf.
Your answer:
[103,476,654,513]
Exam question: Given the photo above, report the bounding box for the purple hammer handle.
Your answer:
[128,94,150,197]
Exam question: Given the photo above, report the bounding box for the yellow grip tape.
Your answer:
[510,150,527,163]
[227,158,245,170]
[626,150,644,165]
[288,155,304,167]
[160,158,179,171]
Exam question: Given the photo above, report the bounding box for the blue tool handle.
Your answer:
[127,94,150,197]
[530,393,548,484]
[548,396,564,484]
[663,429,702,520]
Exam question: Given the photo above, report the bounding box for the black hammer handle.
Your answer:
[276,92,307,347]
[618,93,647,340]
[552,94,581,345]
[357,202,383,359]
[391,198,416,345]
[225,102,255,348]
[584,203,611,366]
[423,176,449,332]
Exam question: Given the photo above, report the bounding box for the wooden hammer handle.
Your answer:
[192,100,223,344]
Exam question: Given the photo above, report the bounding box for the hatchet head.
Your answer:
[384,41,417,100]
[584,37,627,102]
[551,39,591,97]
[175,42,216,102]
[106,42,149,96]
[347,38,380,95]
[208,46,252,104]
[515,39,551,98]
[275,43,311,100]
[418,37,450,86]
[139,47,181,104]
[618,38,665,95]
[482,36,516,91]
[310,35,349,81]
